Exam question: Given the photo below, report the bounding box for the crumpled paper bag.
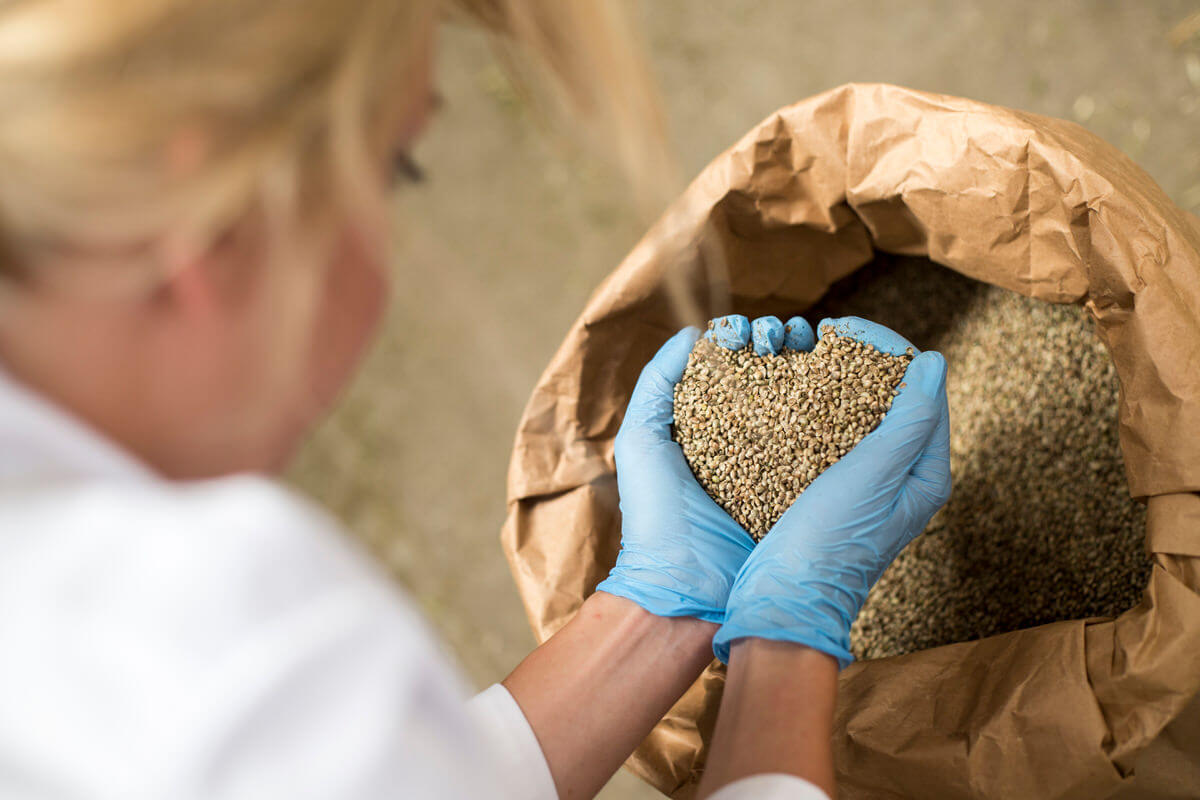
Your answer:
[500,83,1200,799]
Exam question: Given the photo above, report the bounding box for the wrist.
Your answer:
[714,603,854,668]
[588,590,719,646]
[501,591,719,799]
[699,638,838,798]
[730,637,840,671]
[594,569,731,624]
[716,559,862,666]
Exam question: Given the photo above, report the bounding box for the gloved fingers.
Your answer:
[752,316,785,355]
[711,314,810,354]
[816,316,918,357]
[904,375,953,510]
[706,314,751,349]
[889,418,952,556]
[825,351,947,487]
[783,316,816,352]
[621,327,701,434]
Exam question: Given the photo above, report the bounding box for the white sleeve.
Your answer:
[0,477,531,800]
[467,685,557,800]
[709,774,831,800]
[465,677,831,800]
[466,689,831,800]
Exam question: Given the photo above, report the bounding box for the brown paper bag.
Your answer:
[500,84,1200,799]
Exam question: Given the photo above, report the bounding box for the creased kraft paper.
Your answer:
[501,84,1200,799]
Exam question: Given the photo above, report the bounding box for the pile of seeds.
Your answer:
[669,256,1150,660]
[673,329,911,541]
[806,257,1152,660]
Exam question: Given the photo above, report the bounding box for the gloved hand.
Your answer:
[596,326,756,623]
[712,315,952,667]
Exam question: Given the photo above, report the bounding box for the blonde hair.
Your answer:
[0,0,671,290]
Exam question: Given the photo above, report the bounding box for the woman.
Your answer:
[0,1,950,798]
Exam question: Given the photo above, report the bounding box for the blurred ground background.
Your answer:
[288,3,1200,797]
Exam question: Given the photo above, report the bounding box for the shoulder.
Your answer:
[2,475,374,602]
[0,474,438,662]
[0,473,343,549]
[0,477,489,798]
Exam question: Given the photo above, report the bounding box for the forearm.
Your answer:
[503,591,718,799]
[698,639,838,799]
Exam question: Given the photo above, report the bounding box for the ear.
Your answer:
[157,223,262,325]
[154,232,220,316]
[155,210,261,317]
[154,128,230,315]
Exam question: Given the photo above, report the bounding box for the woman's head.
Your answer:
[0,0,440,285]
[0,0,667,478]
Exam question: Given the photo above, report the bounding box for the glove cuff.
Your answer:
[714,574,859,668]
[593,576,726,624]
[711,625,853,669]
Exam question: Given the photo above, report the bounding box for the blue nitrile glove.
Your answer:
[705,313,751,348]
[783,316,815,351]
[712,315,952,667]
[752,316,785,355]
[596,325,756,622]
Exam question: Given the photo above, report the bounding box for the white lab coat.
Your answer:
[0,367,827,800]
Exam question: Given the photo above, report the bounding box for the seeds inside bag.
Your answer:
[815,257,1149,660]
